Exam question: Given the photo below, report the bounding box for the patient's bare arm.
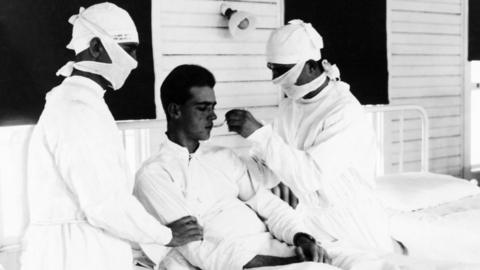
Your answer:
[243,255,300,268]
[166,215,204,247]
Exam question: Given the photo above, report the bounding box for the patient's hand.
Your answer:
[166,216,203,247]
[294,233,331,264]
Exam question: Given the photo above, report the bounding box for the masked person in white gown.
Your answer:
[226,19,394,254]
[225,20,480,270]
[21,3,202,270]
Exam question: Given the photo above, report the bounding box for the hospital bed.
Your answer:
[363,105,480,263]
[116,104,480,266]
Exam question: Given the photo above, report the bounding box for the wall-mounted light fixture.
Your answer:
[220,3,257,39]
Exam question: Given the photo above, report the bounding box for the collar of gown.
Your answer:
[65,75,107,98]
[161,136,207,162]
[297,79,333,105]
[45,75,107,105]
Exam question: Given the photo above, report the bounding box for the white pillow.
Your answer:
[375,172,480,211]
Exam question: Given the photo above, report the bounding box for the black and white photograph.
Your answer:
[1,0,479,269]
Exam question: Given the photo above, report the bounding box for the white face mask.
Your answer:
[273,61,325,100]
[57,14,138,90]
[282,73,328,101]
[73,37,137,90]
[272,59,339,101]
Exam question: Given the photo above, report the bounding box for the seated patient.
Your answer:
[134,65,339,270]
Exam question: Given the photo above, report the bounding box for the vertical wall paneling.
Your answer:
[152,0,282,149]
[387,0,466,176]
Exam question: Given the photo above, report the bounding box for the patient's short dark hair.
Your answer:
[160,64,215,119]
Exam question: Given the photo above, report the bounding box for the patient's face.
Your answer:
[179,86,217,141]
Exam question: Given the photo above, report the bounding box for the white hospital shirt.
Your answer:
[22,76,172,270]
[248,80,394,252]
[134,139,308,270]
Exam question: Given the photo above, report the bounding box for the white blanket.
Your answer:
[388,195,480,263]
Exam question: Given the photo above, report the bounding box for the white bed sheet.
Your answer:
[387,194,480,264]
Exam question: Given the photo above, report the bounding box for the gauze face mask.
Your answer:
[73,37,137,90]
[57,14,138,90]
[272,61,308,100]
[273,61,326,101]
[272,59,339,101]
[282,72,327,101]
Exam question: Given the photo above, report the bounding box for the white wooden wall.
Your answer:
[387,0,466,176]
[149,0,468,176]
[151,0,282,153]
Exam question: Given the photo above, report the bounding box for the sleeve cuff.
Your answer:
[292,232,316,246]
[284,222,309,245]
[247,124,273,160]
[140,243,171,268]
[139,227,172,266]
[247,124,273,143]
[157,226,173,245]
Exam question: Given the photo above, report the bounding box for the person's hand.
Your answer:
[166,215,203,247]
[225,109,263,138]
[294,233,331,264]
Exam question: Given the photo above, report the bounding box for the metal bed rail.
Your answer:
[364,104,430,173]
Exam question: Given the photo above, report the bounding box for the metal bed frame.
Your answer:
[363,105,429,173]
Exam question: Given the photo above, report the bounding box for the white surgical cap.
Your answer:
[266,19,323,64]
[67,2,138,54]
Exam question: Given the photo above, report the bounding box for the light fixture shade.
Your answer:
[220,3,257,39]
[228,11,257,39]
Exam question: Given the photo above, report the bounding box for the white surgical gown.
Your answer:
[21,76,172,270]
[248,81,394,252]
[134,139,339,270]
